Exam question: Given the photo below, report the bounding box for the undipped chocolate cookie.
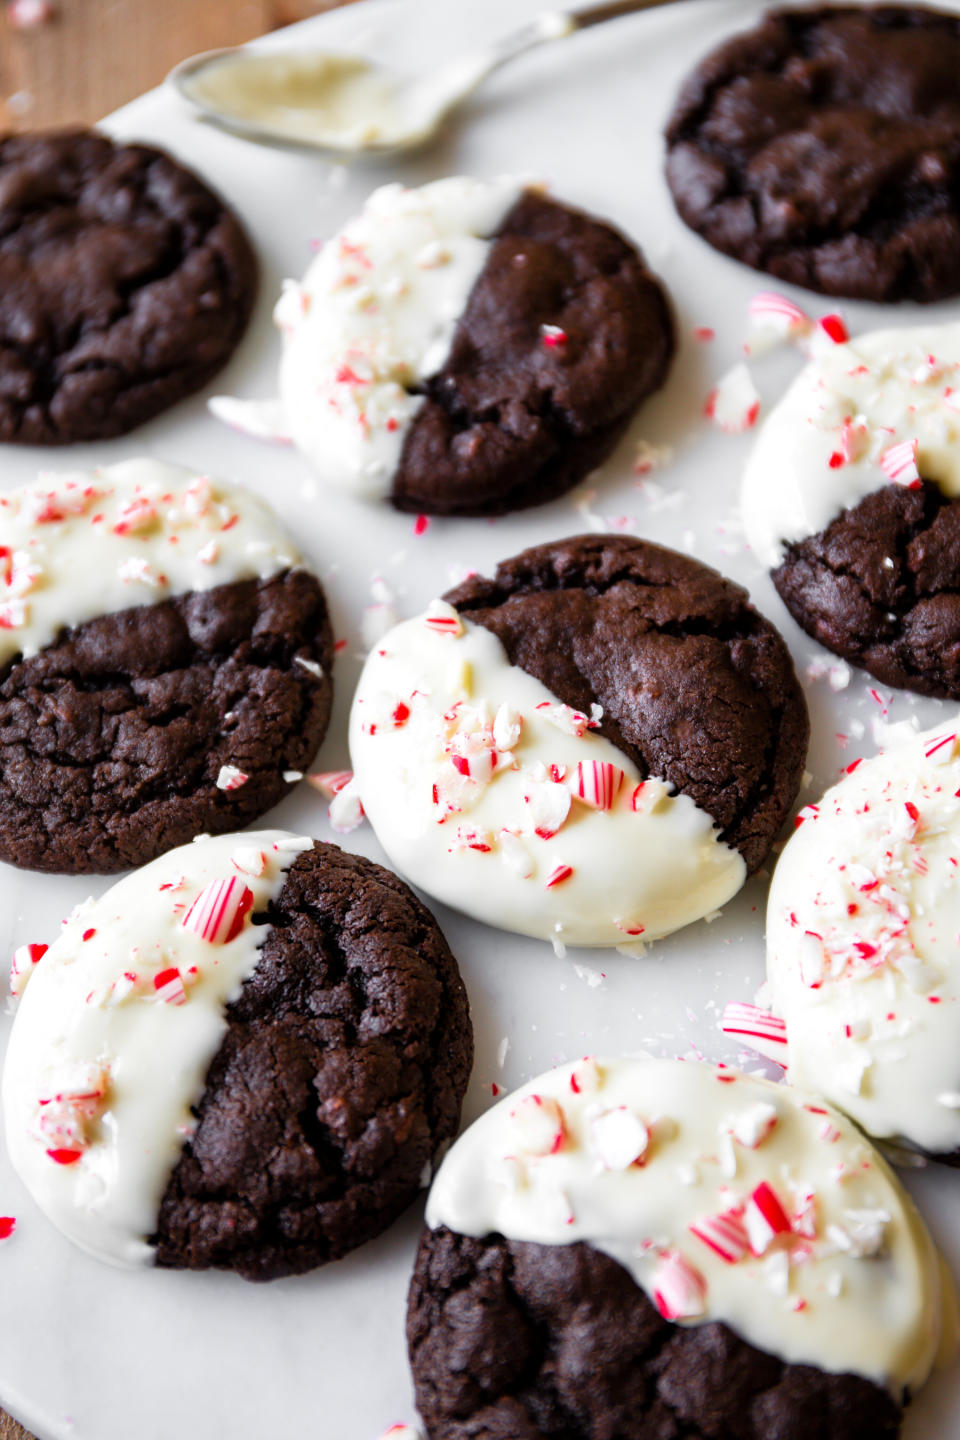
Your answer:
[409,1058,951,1440]
[0,459,332,873]
[0,129,257,443]
[349,535,807,948]
[3,831,473,1281]
[665,6,960,302]
[216,176,674,516]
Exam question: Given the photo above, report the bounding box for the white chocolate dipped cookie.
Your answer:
[349,535,808,949]
[754,719,960,1160]
[409,1058,956,1440]
[0,459,332,873]
[212,177,674,516]
[742,321,960,698]
[3,830,472,1279]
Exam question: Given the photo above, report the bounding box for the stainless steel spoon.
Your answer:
[169,0,676,157]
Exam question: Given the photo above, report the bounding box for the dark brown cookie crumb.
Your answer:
[665,6,960,303]
[445,533,808,872]
[154,844,473,1282]
[0,129,257,444]
[407,1228,902,1440]
[773,478,960,698]
[392,189,674,516]
[0,569,332,873]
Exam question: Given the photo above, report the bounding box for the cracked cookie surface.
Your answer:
[665,6,960,303]
[444,534,808,872]
[407,1228,901,1440]
[0,569,332,873]
[0,129,257,444]
[392,191,674,516]
[154,843,473,1282]
[773,478,960,698]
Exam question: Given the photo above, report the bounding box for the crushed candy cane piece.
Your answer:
[181,877,254,944]
[745,291,811,352]
[231,846,266,877]
[730,1101,779,1149]
[216,764,249,792]
[653,1250,707,1320]
[705,364,761,434]
[492,703,523,751]
[545,863,574,888]
[329,778,365,833]
[9,941,48,999]
[689,1207,750,1264]
[523,780,571,839]
[0,1217,15,1240]
[589,1106,649,1169]
[535,701,588,737]
[880,439,921,488]
[153,967,186,1006]
[307,769,353,798]
[720,1003,788,1065]
[509,1093,565,1157]
[744,1181,792,1255]
[424,599,463,637]
[499,829,535,878]
[568,760,624,811]
[817,313,849,344]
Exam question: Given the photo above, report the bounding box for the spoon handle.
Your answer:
[481,0,678,73]
[569,0,678,27]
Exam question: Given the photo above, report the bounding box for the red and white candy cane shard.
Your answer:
[705,363,761,434]
[535,701,588,738]
[653,1249,708,1321]
[329,779,365,834]
[794,804,819,828]
[112,495,157,535]
[231,846,267,877]
[180,877,254,945]
[589,1106,649,1170]
[924,731,957,762]
[215,764,249,792]
[423,599,463,637]
[46,1148,83,1166]
[451,749,497,784]
[747,290,811,333]
[880,439,921,489]
[523,780,571,840]
[306,769,353,799]
[0,1217,15,1241]
[545,863,574,888]
[153,967,187,1006]
[817,313,849,344]
[840,417,869,463]
[689,1207,750,1265]
[492,702,523,751]
[9,941,48,997]
[720,1003,788,1066]
[0,598,28,629]
[568,761,625,811]
[509,1093,566,1157]
[744,1181,792,1256]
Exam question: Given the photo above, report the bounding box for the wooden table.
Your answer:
[0,8,362,1440]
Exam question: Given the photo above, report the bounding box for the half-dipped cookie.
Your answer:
[409,1058,952,1440]
[0,130,257,444]
[0,459,332,873]
[751,719,960,1163]
[349,535,807,948]
[215,177,674,516]
[742,321,960,697]
[3,831,472,1280]
[665,6,960,303]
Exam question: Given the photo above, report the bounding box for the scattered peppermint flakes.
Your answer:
[705,364,761,434]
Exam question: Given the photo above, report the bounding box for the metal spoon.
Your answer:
[169,0,675,157]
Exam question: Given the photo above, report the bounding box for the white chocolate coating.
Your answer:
[426,1057,952,1397]
[767,720,960,1156]
[349,609,746,947]
[2,830,312,1267]
[741,322,960,567]
[275,177,525,497]
[0,459,302,667]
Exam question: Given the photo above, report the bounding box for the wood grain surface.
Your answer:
[0,9,362,1440]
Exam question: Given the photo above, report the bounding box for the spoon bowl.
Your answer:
[169,0,672,158]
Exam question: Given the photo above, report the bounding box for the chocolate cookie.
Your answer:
[3,832,473,1281]
[773,480,960,697]
[444,534,806,873]
[0,461,332,873]
[408,1230,901,1440]
[266,177,674,516]
[0,129,257,444]
[349,536,807,949]
[410,1058,949,1439]
[665,6,960,302]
